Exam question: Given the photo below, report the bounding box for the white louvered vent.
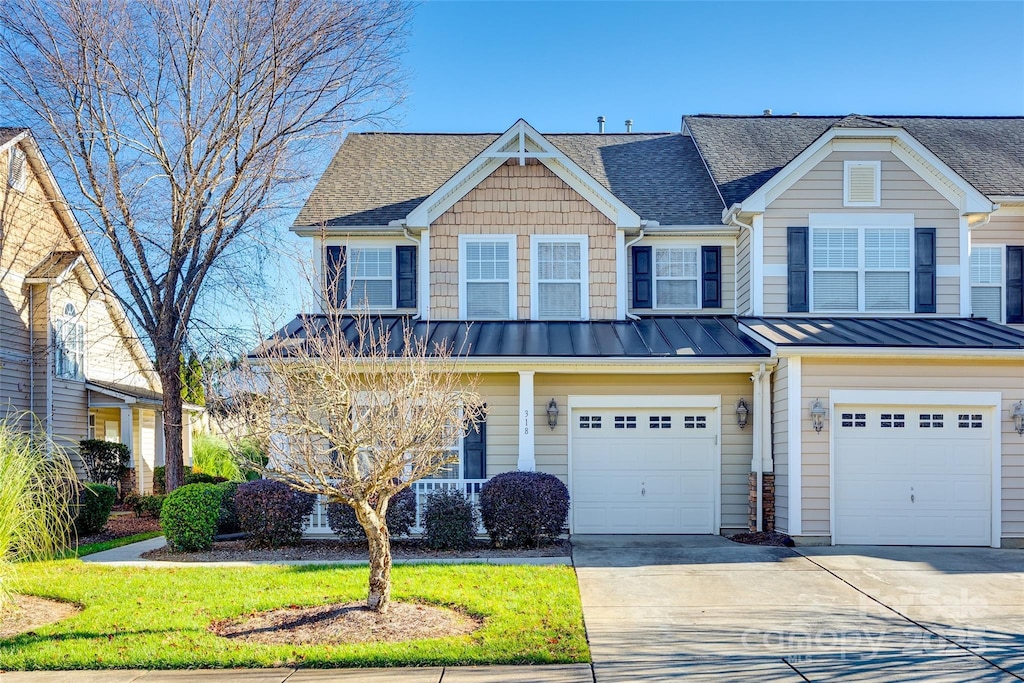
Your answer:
[7,147,27,192]
[844,161,880,206]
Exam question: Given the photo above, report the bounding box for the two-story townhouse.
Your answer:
[267,116,1024,548]
[0,128,195,492]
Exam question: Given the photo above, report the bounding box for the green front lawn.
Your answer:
[1,561,589,670]
[63,531,164,558]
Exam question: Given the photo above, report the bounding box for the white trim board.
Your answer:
[828,388,1002,548]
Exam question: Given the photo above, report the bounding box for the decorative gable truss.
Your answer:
[405,119,643,229]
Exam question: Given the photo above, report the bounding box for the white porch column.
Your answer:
[182,413,193,467]
[119,406,138,493]
[517,371,536,471]
[154,411,166,467]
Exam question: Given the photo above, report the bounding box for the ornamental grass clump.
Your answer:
[0,414,78,610]
[479,471,569,548]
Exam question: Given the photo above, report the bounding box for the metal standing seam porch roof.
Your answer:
[253,315,771,359]
[740,317,1024,349]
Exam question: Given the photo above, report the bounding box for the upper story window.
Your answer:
[811,226,911,312]
[459,235,515,319]
[348,247,395,309]
[970,246,1003,323]
[55,302,84,380]
[531,235,588,320]
[654,247,699,309]
[843,161,881,207]
[7,147,27,192]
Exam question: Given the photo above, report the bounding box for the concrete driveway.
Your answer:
[573,536,1024,682]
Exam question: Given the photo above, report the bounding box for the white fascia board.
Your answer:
[453,358,777,374]
[736,128,996,216]
[641,225,740,235]
[405,119,641,229]
[292,225,404,236]
[773,346,1024,360]
[0,129,29,155]
[568,394,720,409]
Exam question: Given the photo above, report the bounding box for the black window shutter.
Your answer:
[914,228,936,314]
[1008,246,1024,324]
[632,245,652,309]
[701,246,722,308]
[462,410,487,479]
[396,245,417,308]
[325,245,346,308]
[787,227,809,312]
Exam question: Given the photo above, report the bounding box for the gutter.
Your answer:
[401,226,422,320]
[622,228,646,320]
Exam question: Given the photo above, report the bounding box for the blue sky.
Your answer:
[392,1,1024,134]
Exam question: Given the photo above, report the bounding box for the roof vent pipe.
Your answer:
[625,119,633,133]
[763,109,772,116]
[597,116,605,133]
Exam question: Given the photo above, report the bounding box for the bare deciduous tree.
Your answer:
[232,303,485,614]
[0,0,409,491]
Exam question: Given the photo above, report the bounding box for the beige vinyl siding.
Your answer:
[85,294,158,390]
[762,150,961,316]
[736,227,751,314]
[771,359,789,533]
[626,241,736,315]
[430,160,617,320]
[476,374,518,477]
[0,272,32,421]
[531,373,754,531]
[0,145,72,275]
[799,358,1024,539]
[972,209,1024,333]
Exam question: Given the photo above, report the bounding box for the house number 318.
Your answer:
[523,409,529,434]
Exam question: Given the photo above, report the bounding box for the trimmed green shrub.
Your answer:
[124,492,165,518]
[79,440,131,487]
[160,483,223,552]
[215,481,241,534]
[234,479,315,548]
[479,471,569,548]
[184,471,226,486]
[74,483,117,535]
[326,488,417,540]
[422,488,477,551]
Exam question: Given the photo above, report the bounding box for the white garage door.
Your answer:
[571,407,717,534]
[833,405,992,546]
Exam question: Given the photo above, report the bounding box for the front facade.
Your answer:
[280,116,1024,547]
[0,128,193,491]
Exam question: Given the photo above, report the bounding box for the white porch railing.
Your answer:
[303,478,489,537]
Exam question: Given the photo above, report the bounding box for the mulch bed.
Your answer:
[729,531,795,547]
[142,538,571,562]
[76,514,161,546]
[210,601,481,645]
[0,595,80,639]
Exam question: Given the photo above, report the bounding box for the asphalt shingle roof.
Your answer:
[25,251,80,280]
[0,127,27,147]
[741,317,1024,349]
[684,115,1024,206]
[295,132,726,228]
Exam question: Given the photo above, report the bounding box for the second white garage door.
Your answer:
[833,404,993,546]
[571,407,718,534]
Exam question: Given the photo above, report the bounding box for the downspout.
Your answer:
[623,228,646,321]
[401,226,422,320]
[29,286,34,430]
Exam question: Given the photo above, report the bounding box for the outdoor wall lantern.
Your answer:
[547,399,559,430]
[809,399,827,433]
[1013,400,1024,436]
[735,398,749,429]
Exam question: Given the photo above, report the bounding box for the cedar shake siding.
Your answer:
[762,150,962,316]
[430,160,617,320]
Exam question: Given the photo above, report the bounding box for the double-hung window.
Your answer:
[811,226,911,312]
[55,302,85,380]
[970,246,1003,323]
[348,247,395,309]
[460,235,515,319]
[531,235,588,320]
[654,247,699,309]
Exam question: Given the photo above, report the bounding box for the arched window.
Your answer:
[55,302,85,380]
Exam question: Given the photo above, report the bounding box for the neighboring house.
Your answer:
[0,128,194,492]
[269,115,1024,548]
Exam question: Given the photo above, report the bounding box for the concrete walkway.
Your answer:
[80,536,571,567]
[573,535,1024,682]
[0,665,592,682]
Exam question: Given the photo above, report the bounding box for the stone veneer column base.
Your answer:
[747,472,776,532]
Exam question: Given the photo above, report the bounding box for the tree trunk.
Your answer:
[364,518,392,613]
[157,350,185,493]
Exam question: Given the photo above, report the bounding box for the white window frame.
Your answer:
[345,242,397,310]
[54,301,85,381]
[969,245,1005,324]
[808,215,915,314]
[7,147,27,192]
[843,160,881,207]
[458,234,516,320]
[530,235,589,320]
[653,245,701,310]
